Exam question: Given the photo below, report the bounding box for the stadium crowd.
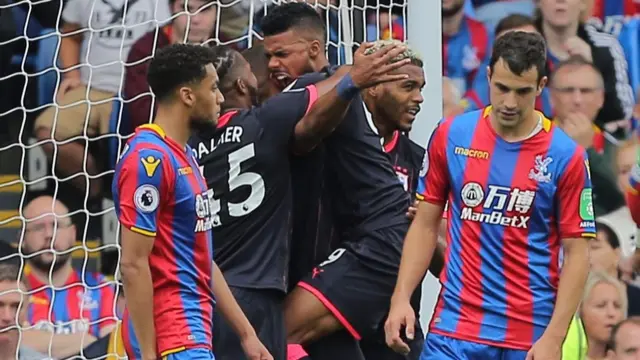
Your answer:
[0,0,639,359]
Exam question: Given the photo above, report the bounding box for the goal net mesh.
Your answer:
[0,0,407,358]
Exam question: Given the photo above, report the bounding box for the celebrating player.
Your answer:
[260,4,438,359]
[190,42,411,359]
[357,70,436,359]
[385,31,594,360]
[113,44,271,360]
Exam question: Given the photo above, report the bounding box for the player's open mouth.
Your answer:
[271,72,293,89]
[407,107,420,116]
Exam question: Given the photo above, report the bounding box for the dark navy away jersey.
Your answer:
[290,70,411,247]
[189,85,318,292]
[385,131,425,200]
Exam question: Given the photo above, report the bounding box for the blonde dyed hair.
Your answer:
[364,39,423,67]
[580,271,628,318]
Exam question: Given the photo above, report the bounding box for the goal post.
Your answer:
[406,0,443,332]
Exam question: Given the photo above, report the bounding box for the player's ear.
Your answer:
[179,86,196,107]
[486,66,492,84]
[366,84,381,99]
[537,76,548,96]
[308,39,322,59]
[235,78,248,96]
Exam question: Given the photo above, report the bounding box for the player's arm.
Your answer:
[120,228,156,358]
[545,150,594,343]
[291,42,411,153]
[386,122,450,353]
[116,148,169,360]
[211,263,258,339]
[211,262,273,359]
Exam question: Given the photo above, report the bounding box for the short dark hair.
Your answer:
[608,317,640,352]
[549,55,604,87]
[0,262,22,284]
[210,45,243,92]
[495,14,535,36]
[596,221,620,249]
[147,44,216,101]
[260,2,327,43]
[490,31,547,81]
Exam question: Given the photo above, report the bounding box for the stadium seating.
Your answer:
[35,28,59,107]
[618,17,640,95]
[10,6,42,68]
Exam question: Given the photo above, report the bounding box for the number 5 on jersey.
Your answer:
[199,143,265,228]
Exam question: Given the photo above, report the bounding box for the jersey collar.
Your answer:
[384,131,400,153]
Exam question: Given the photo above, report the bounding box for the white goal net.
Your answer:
[0,0,408,358]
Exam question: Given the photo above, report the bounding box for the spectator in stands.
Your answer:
[442,0,493,112]
[580,271,628,360]
[0,263,47,360]
[125,0,219,129]
[18,195,116,358]
[442,76,464,118]
[33,0,166,198]
[494,13,538,38]
[607,317,640,360]
[616,137,639,192]
[550,55,626,216]
[366,10,404,41]
[591,0,640,20]
[535,0,636,128]
[593,211,640,316]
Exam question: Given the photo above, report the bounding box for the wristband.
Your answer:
[336,73,360,101]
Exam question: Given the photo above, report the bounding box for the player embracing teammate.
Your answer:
[385,31,594,360]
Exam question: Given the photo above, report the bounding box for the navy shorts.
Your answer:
[298,226,409,340]
[212,287,286,360]
[421,333,528,360]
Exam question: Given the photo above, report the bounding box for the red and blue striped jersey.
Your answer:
[112,124,214,356]
[417,107,596,350]
[443,17,492,111]
[25,265,116,337]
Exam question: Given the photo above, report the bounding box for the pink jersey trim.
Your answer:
[297,281,362,340]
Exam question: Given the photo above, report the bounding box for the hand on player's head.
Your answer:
[350,40,419,89]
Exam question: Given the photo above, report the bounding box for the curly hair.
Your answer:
[147,43,217,101]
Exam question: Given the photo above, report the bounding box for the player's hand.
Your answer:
[406,200,419,221]
[349,42,411,89]
[240,333,273,360]
[384,298,415,355]
[562,113,594,149]
[525,334,563,360]
[57,74,81,101]
[564,36,593,63]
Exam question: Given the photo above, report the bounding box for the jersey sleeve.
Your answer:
[256,85,319,147]
[114,147,172,237]
[61,0,88,26]
[416,121,450,204]
[556,148,597,239]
